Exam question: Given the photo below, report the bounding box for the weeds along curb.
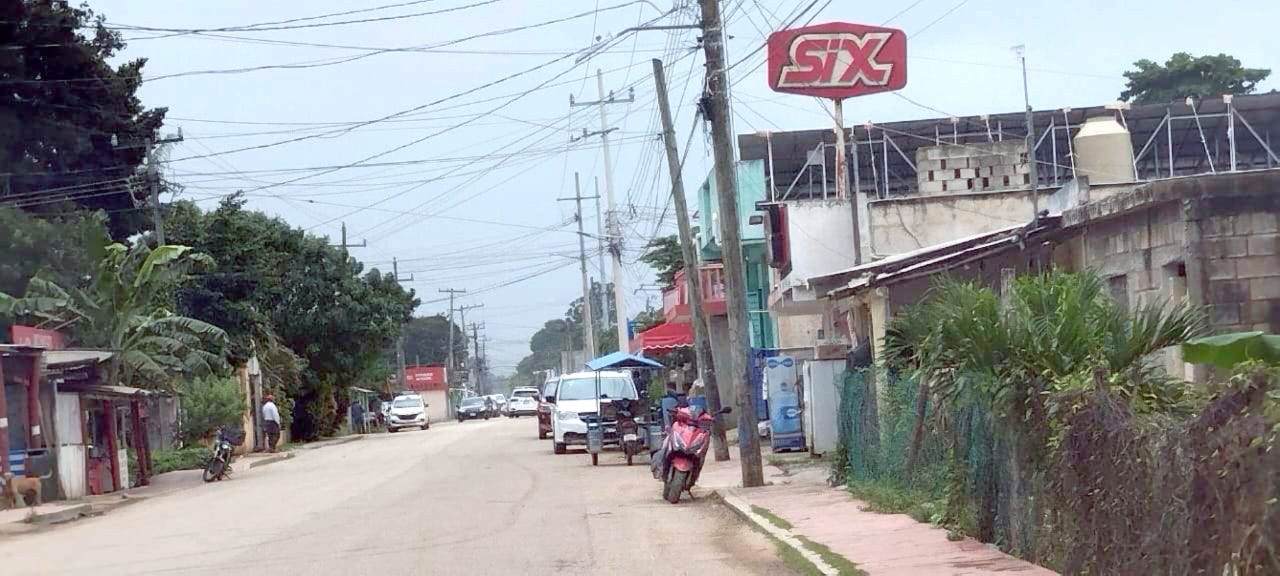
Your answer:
[709,490,841,576]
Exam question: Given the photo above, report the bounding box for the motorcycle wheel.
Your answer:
[202,457,226,483]
[665,469,688,504]
[591,453,599,466]
[626,452,633,466]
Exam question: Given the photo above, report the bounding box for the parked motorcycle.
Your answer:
[614,398,645,466]
[653,404,731,503]
[202,427,240,482]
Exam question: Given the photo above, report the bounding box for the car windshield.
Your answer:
[461,398,484,407]
[512,390,538,399]
[556,376,637,401]
[392,398,419,408]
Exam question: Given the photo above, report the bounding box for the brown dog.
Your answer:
[2,472,42,509]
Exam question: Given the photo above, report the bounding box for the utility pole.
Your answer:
[699,0,764,486]
[469,323,484,394]
[595,177,609,337]
[440,289,466,408]
[1014,45,1039,227]
[652,58,729,462]
[559,173,599,358]
[392,258,413,392]
[833,100,862,265]
[571,72,634,352]
[459,304,483,392]
[113,132,182,245]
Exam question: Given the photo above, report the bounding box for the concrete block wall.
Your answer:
[1203,211,1280,332]
[914,141,1029,195]
[1081,202,1185,310]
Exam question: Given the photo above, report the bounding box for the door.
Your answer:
[54,393,86,499]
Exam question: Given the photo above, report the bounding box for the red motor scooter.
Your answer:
[654,404,731,504]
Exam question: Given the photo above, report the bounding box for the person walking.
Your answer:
[262,395,281,452]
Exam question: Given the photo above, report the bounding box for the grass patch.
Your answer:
[797,535,866,576]
[752,505,794,530]
[152,445,208,475]
[845,477,945,525]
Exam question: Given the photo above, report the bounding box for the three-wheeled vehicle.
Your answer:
[582,352,664,466]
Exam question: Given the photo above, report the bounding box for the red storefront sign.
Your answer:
[10,325,64,349]
[403,365,447,391]
[767,22,907,100]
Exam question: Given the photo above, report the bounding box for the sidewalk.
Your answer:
[698,448,1056,576]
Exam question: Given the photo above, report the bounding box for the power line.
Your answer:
[109,0,505,35]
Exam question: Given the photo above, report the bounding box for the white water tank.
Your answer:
[1072,116,1136,185]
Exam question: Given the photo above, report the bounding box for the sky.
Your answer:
[91,0,1280,374]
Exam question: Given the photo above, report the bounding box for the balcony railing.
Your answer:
[662,263,727,323]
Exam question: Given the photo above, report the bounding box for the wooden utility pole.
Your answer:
[652,58,729,462]
[698,0,763,486]
[559,174,599,357]
[459,303,483,392]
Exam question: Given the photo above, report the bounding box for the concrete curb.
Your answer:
[710,489,840,576]
[27,504,92,526]
[299,434,364,450]
[246,452,295,469]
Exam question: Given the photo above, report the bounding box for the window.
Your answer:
[556,376,637,401]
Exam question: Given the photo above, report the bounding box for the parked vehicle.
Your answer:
[652,404,732,503]
[388,394,429,432]
[457,396,491,421]
[488,394,507,412]
[615,399,645,466]
[537,376,559,439]
[551,371,638,456]
[202,427,241,482]
[506,387,540,417]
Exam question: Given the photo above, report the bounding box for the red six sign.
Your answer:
[767,22,907,100]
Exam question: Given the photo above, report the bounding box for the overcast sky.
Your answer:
[92,0,1280,373]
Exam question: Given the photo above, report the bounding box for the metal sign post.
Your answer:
[766,22,908,266]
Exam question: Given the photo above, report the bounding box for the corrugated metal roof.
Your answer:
[44,349,114,367]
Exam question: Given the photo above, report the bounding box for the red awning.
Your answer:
[629,322,694,354]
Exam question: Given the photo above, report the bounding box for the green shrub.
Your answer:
[180,375,242,445]
[152,445,209,475]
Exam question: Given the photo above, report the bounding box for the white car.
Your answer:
[387,394,429,432]
[551,371,639,455]
[506,387,540,417]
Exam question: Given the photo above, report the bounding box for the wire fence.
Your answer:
[832,365,1280,574]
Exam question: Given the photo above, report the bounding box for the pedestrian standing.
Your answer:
[262,395,281,452]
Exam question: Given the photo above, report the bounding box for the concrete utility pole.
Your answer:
[459,304,483,391]
[146,134,181,245]
[571,72,634,352]
[1014,45,1039,227]
[832,100,862,265]
[652,58,729,462]
[440,289,466,408]
[698,0,764,487]
[595,177,609,336]
[392,258,414,392]
[559,173,599,358]
[469,323,484,394]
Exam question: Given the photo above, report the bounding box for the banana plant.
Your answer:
[0,243,228,389]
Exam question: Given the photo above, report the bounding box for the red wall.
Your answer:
[404,365,447,391]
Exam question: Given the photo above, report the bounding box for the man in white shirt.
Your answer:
[262,395,282,452]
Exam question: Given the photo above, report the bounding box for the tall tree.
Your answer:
[0,1,167,237]
[0,206,108,341]
[402,314,468,366]
[639,235,684,290]
[1121,53,1271,105]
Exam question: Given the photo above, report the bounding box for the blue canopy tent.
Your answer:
[581,352,664,466]
[585,351,664,371]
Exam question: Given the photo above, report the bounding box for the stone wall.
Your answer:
[868,189,1054,256]
[915,141,1029,195]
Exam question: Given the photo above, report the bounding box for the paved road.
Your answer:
[0,417,792,575]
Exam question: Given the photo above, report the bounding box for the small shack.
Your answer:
[2,345,160,501]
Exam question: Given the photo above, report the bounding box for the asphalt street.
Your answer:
[0,416,792,575]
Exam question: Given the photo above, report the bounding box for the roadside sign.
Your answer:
[9,325,64,349]
[767,22,907,100]
[404,365,447,391]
